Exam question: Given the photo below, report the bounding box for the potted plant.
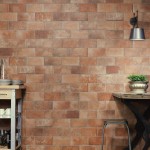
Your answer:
[127,74,149,93]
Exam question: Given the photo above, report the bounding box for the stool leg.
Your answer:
[124,124,132,150]
[101,123,107,150]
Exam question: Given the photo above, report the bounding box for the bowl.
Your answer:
[0,79,12,85]
[12,80,23,85]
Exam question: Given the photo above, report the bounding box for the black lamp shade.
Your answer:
[129,28,145,40]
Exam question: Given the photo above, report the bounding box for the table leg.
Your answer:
[124,101,150,150]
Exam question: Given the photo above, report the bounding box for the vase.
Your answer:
[129,81,148,94]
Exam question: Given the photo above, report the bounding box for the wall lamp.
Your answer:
[129,10,145,40]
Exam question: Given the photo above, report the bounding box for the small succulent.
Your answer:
[127,74,148,82]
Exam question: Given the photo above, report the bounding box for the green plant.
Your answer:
[127,74,148,82]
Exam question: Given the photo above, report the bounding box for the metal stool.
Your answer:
[101,119,132,150]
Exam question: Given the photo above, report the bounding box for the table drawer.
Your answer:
[0,90,12,99]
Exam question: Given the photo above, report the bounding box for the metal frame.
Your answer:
[101,119,132,150]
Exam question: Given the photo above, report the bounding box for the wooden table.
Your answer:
[113,93,150,150]
[0,85,25,150]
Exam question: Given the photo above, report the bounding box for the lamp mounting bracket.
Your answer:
[130,10,138,28]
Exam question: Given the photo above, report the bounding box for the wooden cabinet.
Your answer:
[0,85,25,150]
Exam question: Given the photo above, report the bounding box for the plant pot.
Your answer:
[129,81,149,94]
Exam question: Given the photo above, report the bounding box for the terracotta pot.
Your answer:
[129,81,149,94]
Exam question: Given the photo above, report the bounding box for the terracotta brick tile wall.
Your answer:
[0,0,150,150]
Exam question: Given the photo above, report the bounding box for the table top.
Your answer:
[0,85,25,90]
[113,92,150,100]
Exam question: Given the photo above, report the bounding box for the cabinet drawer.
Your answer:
[0,90,12,99]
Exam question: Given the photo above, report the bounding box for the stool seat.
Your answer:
[101,119,132,150]
[104,119,128,125]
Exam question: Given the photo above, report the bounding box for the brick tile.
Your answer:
[80,21,97,30]
[62,146,79,150]
[53,137,70,145]
[62,57,79,65]
[53,12,70,21]
[27,22,44,30]
[106,39,132,48]
[71,66,88,74]
[26,74,44,83]
[105,30,124,39]
[17,31,35,39]
[89,30,105,39]
[35,30,53,39]
[105,84,124,92]
[72,136,88,145]
[44,92,63,101]
[35,0,53,3]
[106,66,119,74]
[81,146,98,150]
[61,4,79,12]
[26,39,45,48]
[98,93,112,101]
[88,13,105,21]
[17,66,35,73]
[0,31,15,39]
[71,0,105,3]
[116,4,132,12]
[0,22,8,30]
[98,4,116,12]
[106,0,123,2]
[79,39,97,48]
[70,48,88,57]
[0,4,9,12]
[35,12,52,21]
[26,83,45,92]
[45,22,62,30]
[71,30,88,39]
[0,48,13,56]
[53,101,70,110]
[62,75,79,83]
[80,92,98,101]
[26,110,45,119]
[106,48,124,56]
[80,58,97,66]
[79,4,97,12]
[54,30,70,38]
[70,13,88,21]
[9,4,26,12]
[52,39,63,48]
[88,83,106,92]
[97,57,115,66]
[18,13,35,21]
[88,48,105,57]
[27,57,44,66]
[89,137,101,145]
[18,0,35,2]
[0,13,17,21]
[9,21,26,30]
[9,57,26,65]
[44,57,61,66]
[88,66,106,74]
[98,110,115,119]
[45,74,61,83]
[44,4,62,12]
[26,4,44,12]
[106,13,124,21]
[35,48,52,56]
[63,39,79,48]
[35,136,52,145]
[52,48,69,57]
[62,21,79,30]
[52,0,70,3]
